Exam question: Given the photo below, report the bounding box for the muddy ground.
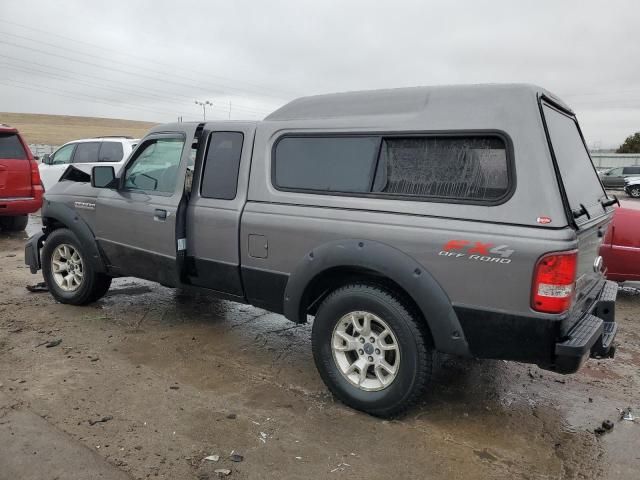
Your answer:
[0,214,638,480]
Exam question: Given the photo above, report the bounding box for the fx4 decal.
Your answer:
[439,240,514,264]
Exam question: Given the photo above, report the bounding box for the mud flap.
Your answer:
[24,231,45,274]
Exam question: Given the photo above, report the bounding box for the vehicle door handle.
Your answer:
[154,208,167,221]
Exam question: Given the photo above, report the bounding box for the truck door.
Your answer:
[95,125,199,286]
[184,123,256,298]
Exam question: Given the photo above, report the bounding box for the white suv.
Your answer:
[39,137,138,191]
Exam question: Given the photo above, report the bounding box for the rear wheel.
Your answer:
[0,215,28,231]
[628,186,640,198]
[42,228,112,305]
[312,283,433,417]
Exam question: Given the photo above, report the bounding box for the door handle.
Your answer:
[154,208,167,221]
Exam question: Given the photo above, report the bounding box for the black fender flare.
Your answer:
[283,239,470,357]
[41,200,107,273]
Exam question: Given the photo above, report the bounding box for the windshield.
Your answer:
[542,104,605,214]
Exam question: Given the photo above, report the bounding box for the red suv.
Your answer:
[0,124,43,231]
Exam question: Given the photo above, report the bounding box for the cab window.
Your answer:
[124,137,184,194]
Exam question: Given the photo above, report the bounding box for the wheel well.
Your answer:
[42,217,66,233]
[300,266,426,327]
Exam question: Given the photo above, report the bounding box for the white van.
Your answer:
[39,137,138,191]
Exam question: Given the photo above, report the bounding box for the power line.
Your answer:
[0,37,276,114]
[0,29,292,102]
[0,18,298,99]
[0,53,271,116]
[2,62,268,117]
[1,78,185,119]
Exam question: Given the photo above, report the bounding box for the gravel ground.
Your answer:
[0,211,638,480]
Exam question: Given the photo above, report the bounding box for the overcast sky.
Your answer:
[1,0,638,148]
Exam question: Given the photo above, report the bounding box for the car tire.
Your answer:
[628,186,640,198]
[312,283,433,417]
[0,215,28,232]
[42,228,112,305]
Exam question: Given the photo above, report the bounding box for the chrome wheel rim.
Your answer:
[331,311,400,392]
[51,243,84,292]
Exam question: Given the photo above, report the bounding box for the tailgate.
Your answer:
[574,215,610,303]
[0,133,31,199]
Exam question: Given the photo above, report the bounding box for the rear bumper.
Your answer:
[455,280,618,372]
[0,196,42,215]
[553,280,618,373]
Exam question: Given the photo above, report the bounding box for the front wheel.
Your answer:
[628,186,640,198]
[41,228,112,305]
[312,283,433,417]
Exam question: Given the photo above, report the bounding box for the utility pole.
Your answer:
[194,100,213,120]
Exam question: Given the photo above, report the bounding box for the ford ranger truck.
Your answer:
[25,84,618,417]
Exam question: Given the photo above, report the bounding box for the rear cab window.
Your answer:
[0,133,28,159]
[201,132,244,200]
[273,134,511,203]
[541,103,606,222]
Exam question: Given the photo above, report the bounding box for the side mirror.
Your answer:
[41,154,52,165]
[91,165,117,188]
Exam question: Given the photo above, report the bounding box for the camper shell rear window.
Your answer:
[541,102,606,221]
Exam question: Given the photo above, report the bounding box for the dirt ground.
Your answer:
[0,112,156,146]
[0,215,638,480]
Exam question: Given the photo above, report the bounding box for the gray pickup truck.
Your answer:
[25,84,618,417]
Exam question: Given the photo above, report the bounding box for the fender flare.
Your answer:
[42,200,107,273]
[283,239,470,357]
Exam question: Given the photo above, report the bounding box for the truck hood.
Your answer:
[44,176,100,201]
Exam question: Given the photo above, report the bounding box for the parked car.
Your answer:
[39,137,138,191]
[623,176,640,198]
[599,165,640,188]
[0,123,43,231]
[25,84,618,417]
[600,207,640,282]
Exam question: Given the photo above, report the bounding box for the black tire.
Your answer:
[41,228,112,305]
[628,186,640,198]
[0,215,28,231]
[312,283,433,417]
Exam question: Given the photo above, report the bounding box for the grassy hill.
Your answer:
[0,112,157,146]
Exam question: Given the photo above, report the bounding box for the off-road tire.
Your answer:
[0,215,28,231]
[42,228,112,305]
[312,283,433,417]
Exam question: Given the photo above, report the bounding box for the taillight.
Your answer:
[29,159,43,197]
[531,250,578,314]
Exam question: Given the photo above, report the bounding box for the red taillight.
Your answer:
[29,159,43,197]
[531,250,578,314]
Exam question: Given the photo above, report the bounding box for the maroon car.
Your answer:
[600,207,640,282]
[0,124,43,231]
